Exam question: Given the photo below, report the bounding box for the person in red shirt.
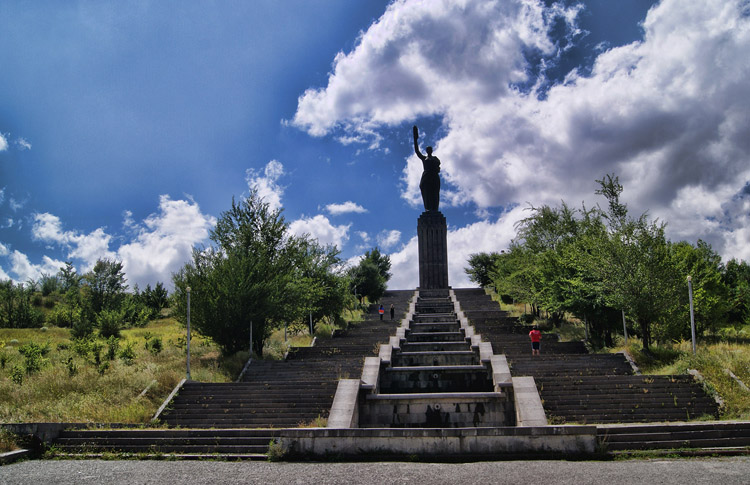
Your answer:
[529,326,541,356]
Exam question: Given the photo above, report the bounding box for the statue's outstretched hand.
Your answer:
[413,125,419,140]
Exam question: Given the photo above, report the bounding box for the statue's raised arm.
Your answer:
[413,125,426,161]
[412,125,440,212]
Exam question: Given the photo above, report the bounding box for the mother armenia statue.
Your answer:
[413,125,440,211]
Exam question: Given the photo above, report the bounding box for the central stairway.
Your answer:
[357,289,513,428]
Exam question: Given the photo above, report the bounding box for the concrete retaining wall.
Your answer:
[279,426,597,459]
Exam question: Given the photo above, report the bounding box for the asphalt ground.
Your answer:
[2,457,750,485]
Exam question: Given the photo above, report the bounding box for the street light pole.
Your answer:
[186,286,191,380]
[688,276,696,354]
[622,309,628,345]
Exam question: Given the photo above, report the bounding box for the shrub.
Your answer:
[97,361,110,376]
[91,341,104,366]
[145,337,163,356]
[0,352,9,369]
[106,336,120,360]
[71,315,94,339]
[98,310,123,339]
[72,337,93,359]
[10,364,24,385]
[18,341,50,374]
[267,439,286,462]
[48,303,78,328]
[65,356,78,377]
[119,341,136,366]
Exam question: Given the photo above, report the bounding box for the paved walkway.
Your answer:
[2,457,750,484]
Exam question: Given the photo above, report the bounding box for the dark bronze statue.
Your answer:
[413,125,440,211]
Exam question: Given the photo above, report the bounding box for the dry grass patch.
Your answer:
[0,319,240,424]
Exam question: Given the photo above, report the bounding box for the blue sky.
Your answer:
[1,0,749,290]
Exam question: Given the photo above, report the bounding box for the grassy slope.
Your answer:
[0,319,244,424]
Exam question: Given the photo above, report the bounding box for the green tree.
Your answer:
[348,248,391,304]
[172,192,351,356]
[666,240,729,339]
[465,252,502,288]
[724,259,750,326]
[57,261,81,292]
[85,259,128,314]
[590,174,679,351]
[0,281,45,328]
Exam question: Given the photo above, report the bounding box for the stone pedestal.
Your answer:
[417,211,449,289]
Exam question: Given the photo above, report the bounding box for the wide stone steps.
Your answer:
[392,351,479,367]
[401,341,470,352]
[451,288,723,432]
[154,290,415,432]
[407,331,467,342]
[51,429,278,458]
[599,422,750,451]
[535,375,719,424]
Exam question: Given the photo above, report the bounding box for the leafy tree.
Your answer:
[57,261,81,292]
[465,252,502,288]
[723,259,750,327]
[0,281,45,328]
[667,240,729,338]
[589,175,679,351]
[38,273,61,296]
[85,259,128,314]
[173,192,351,356]
[349,247,391,304]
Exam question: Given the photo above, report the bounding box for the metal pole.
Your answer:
[249,320,253,357]
[309,312,313,336]
[622,309,628,345]
[584,314,589,341]
[688,276,696,354]
[284,322,287,342]
[186,286,191,380]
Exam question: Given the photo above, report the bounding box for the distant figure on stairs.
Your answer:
[529,325,541,356]
[390,303,395,320]
[379,304,385,320]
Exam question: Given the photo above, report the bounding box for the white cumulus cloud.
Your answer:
[30,195,215,288]
[325,201,368,216]
[9,251,66,283]
[289,214,351,249]
[294,0,750,264]
[376,229,401,250]
[117,195,216,288]
[246,160,286,211]
[0,133,8,152]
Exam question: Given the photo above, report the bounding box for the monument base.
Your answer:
[417,210,449,289]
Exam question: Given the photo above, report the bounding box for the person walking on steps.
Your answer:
[529,325,541,356]
[379,304,385,321]
[390,303,395,321]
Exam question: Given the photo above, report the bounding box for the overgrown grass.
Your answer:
[610,338,750,419]
[0,428,19,453]
[0,318,240,424]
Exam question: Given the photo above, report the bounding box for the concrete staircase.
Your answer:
[357,289,512,428]
[452,288,720,425]
[51,428,277,459]
[599,422,750,453]
[49,290,412,457]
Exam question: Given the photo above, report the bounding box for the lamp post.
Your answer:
[688,276,696,354]
[622,309,628,345]
[186,286,191,380]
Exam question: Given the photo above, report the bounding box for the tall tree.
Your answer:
[172,192,353,356]
[348,247,391,304]
[590,175,679,351]
[85,259,128,314]
[465,252,502,288]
